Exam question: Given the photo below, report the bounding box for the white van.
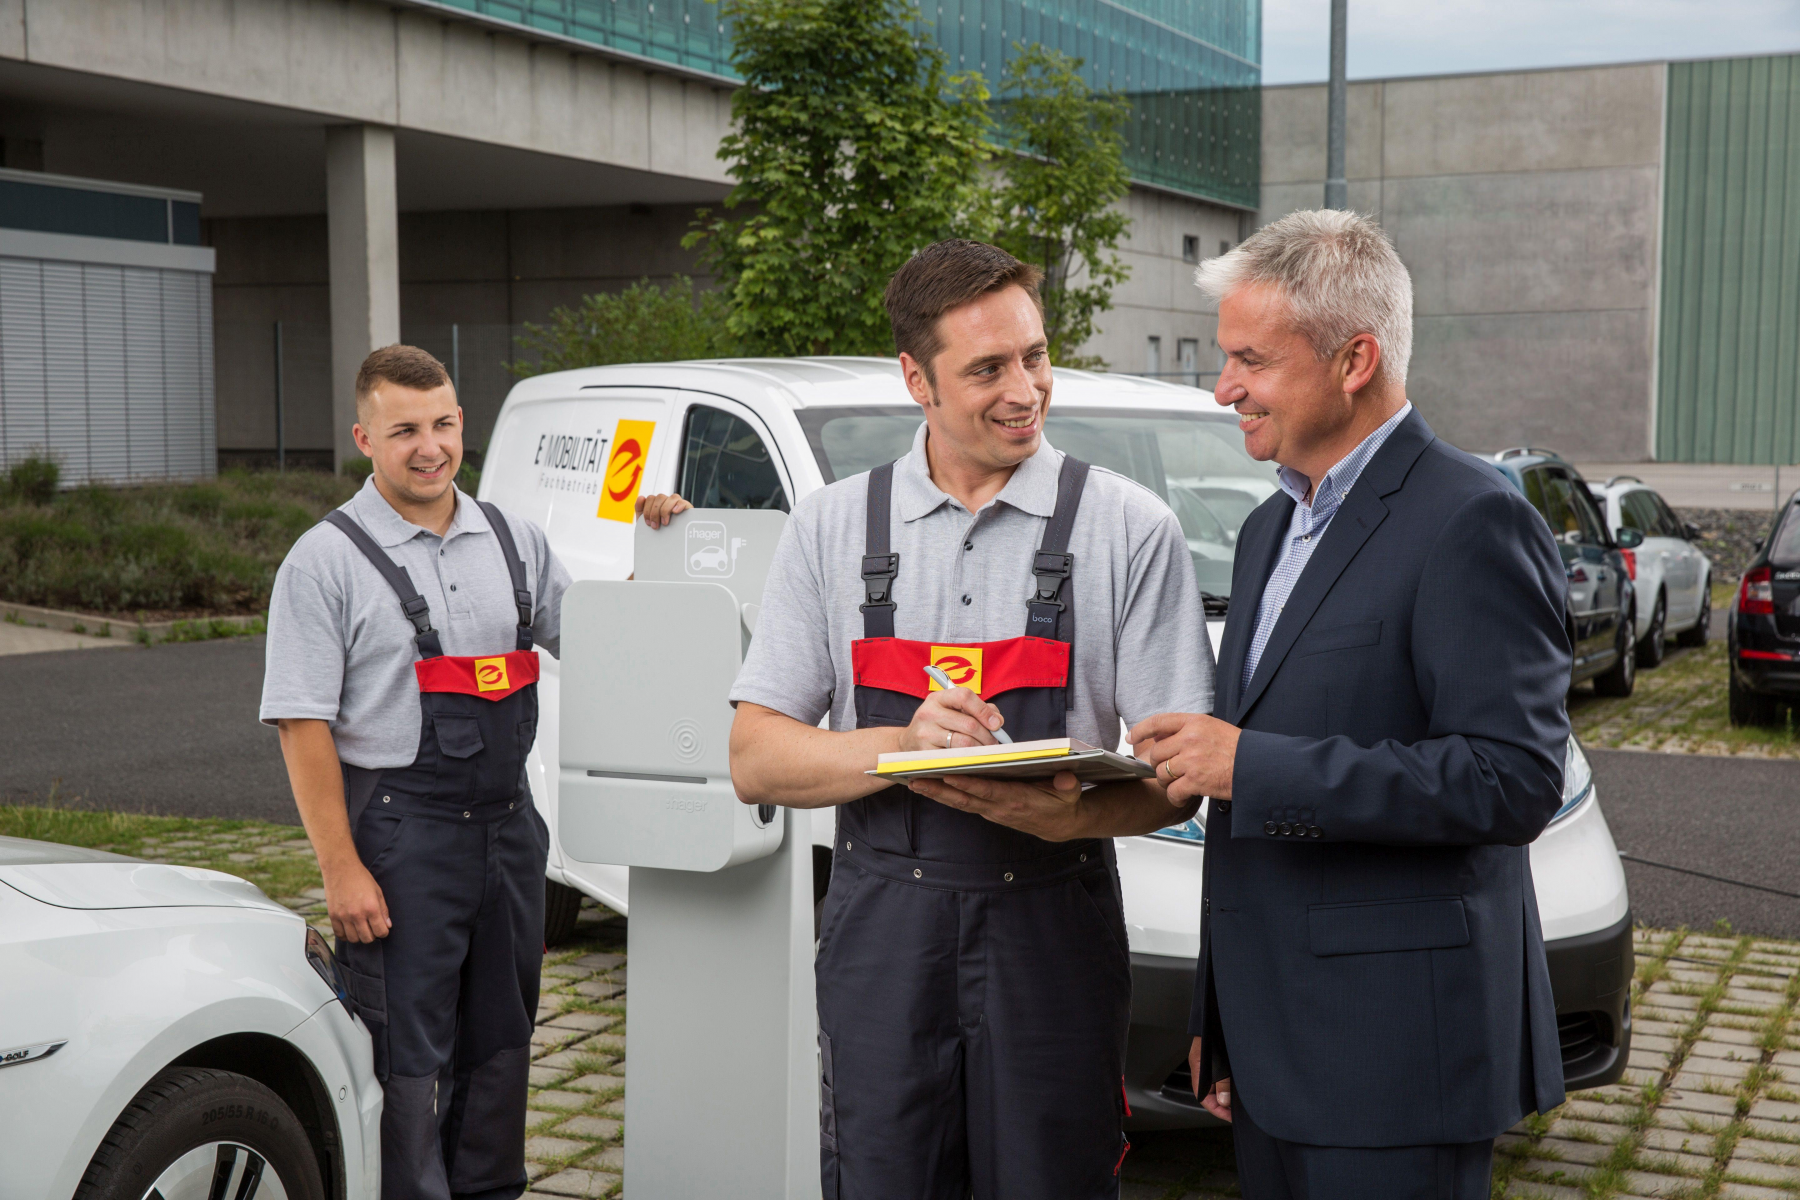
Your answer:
[479,356,1635,1127]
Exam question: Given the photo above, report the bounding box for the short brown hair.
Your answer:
[355,344,453,419]
[884,240,1044,381]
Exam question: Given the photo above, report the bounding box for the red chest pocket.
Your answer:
[851,636,1068,700]
[414,650,540,701]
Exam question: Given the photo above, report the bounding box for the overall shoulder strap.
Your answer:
[1026,455,1090,643]
[478,500,535,652]
[860,462,899,639]
[322,510,444,659]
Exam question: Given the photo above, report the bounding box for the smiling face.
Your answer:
[352,382,464,511]
[1213,281,1388,484]
[901,284,1052,475]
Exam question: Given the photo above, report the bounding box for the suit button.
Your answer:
[1309,826,1323,838]
[1216,801,1232,814]
[1278,822,1293,836]
[1263,821,1278,835]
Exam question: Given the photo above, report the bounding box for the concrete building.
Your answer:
[1256,51,1800,466]
[0,0,1261,482]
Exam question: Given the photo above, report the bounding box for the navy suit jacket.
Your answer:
[1190,409,1571,1147]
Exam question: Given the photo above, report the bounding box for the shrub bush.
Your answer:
[0,469,359,616]
[5,455,60,504]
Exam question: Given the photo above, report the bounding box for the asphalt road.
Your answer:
[0,636,299,824]
[1589,748,1800,940]
[4,639,1800,939]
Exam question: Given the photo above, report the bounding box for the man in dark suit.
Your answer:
[1131,209,1573,1199]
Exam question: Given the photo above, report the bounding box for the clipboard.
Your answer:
[868,738,1155,783]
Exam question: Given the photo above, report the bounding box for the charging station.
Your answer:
[558,509,821,1199]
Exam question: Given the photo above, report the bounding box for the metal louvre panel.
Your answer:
[0,258,46,466]
[0,258,48,470]
[196,282,216,479]
[82,265,129,484]
[160,270,205,482]
[123,266,168,481]
[41,260,90,486]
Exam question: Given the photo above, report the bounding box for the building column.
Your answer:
[326,124,400,473]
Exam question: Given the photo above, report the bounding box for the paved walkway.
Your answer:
[0,622,124,655]
[119,827,1800,1200]
[1576,462,1798,512]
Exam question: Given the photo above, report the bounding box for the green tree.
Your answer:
[991,44,1133,369]
[507,276,733,377]
[685,0,995,356]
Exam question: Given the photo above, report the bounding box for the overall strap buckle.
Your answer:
[1031,550,1073,609]
[860,553,900,611]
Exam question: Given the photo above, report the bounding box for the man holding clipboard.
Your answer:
[707,240,1214,1200]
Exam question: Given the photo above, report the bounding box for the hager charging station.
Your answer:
[558,509,821,1199]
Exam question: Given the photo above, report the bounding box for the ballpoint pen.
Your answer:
[923,663,1012,743]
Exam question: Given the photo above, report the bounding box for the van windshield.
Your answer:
[797,406,1277,604]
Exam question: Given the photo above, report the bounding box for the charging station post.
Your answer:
[557,510,821,1199]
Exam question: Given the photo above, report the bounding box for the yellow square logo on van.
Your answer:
[474,656,511,693]
[928,646,983,695]
[596,420,656,522]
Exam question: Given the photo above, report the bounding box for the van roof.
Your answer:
[502,356,1221,414]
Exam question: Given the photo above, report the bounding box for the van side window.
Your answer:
[679,406,790,512]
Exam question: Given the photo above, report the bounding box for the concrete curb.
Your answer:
[0,600,263,643]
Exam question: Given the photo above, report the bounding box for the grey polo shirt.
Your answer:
[729,422,1215,746]
[259,477,573,769]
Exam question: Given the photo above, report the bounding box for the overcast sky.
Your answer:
[1261,0,1800,84]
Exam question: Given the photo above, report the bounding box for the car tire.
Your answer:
[1594,609,1637,697]
[1728,670,1785,728]
[73,1067,325,1200]
[1635,593,1666,668]
[1676,579,1711,648]
[545,877,585,947]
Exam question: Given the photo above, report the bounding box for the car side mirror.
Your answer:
[1684,522,1701,541]
[1615,527,1646,549]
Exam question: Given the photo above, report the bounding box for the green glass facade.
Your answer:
[429,0,1260,209]
[1657,52,1800,465]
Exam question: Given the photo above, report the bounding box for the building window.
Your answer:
[1220,240,1233,257]
[1181,235,1199,263]
[1178,338,1200,387]
[1146,336,1162,377]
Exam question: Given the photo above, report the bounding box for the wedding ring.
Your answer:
[946,731,954,748]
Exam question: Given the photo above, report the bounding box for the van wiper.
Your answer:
[1200,592,1230,617]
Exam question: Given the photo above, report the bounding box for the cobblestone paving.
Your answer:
[125,827,1800,1199]
[1568,637,1800,760]
[1498,928,1800,1200]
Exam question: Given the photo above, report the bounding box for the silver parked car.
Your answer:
[1587,476,1713,668]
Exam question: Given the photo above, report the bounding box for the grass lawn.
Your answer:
[0,805,323,902]
[1568,589,1800,758]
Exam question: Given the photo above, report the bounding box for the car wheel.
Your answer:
[1676,579,1711,648]
[73,1067,324,1200]
[1728,670,1785,728]
[1635,593,1666,668]
[545,877,585,947]
[1594,609,1637,697]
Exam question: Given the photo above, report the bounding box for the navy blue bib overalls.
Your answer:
[325,504,549,1200]
[816,457,1135,1200]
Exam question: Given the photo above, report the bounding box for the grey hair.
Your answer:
[1195,209,1413,387]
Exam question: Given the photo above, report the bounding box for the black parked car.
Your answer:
[1490,449,1639,697]
[1729,489,1800,726]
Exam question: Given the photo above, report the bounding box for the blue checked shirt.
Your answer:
[1242,403,1413,692]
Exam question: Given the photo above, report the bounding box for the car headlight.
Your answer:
[305,927,356,1016]
[1549,735,1595,827]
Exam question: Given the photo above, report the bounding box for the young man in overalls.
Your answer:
[724,241,1216,1199]
[262,345,574,1200]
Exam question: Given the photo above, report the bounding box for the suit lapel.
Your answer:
[1216,494,1291,716]
[1229,410,1438,726]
